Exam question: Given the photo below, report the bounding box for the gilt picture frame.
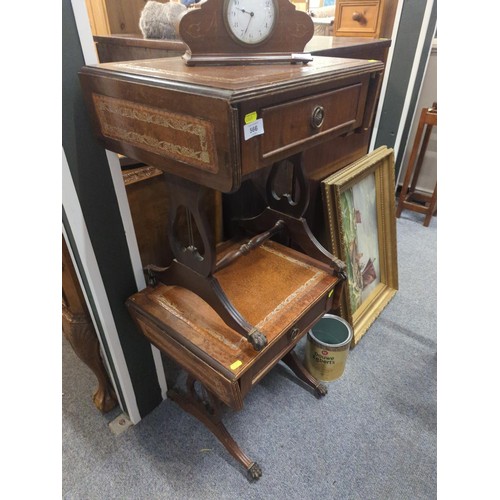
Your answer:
[322,146,398,346]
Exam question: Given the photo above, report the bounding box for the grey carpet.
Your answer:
[62,210,436,499]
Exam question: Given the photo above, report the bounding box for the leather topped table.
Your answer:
[79,54,384,479]
[80,55,383,192]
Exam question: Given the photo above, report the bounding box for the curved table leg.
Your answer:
[167,376,262,480]
[282,350,328,397]
[62,307,118,412]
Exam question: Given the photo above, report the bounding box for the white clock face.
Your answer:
[225,0,277,45]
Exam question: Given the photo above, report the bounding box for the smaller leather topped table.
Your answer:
[127,239,341,479]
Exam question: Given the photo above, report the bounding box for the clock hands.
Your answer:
[235,6,255,17]
[243,16,254,36]
[234,5,255,37]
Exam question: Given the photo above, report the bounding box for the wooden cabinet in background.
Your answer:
[334,0,398,39]
[86,0,398,40]
[94,35,185,63]
[85,0,148,35]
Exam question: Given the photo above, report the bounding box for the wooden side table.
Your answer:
[79,54,385,478]
[396,103,437,227]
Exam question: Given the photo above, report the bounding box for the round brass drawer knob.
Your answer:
[311,105,325,129]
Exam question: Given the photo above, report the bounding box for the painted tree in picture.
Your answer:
[340,173,381,313]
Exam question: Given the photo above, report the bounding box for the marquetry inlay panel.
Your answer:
[93,94,219,173]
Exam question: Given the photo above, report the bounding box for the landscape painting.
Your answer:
[322,146,399,346]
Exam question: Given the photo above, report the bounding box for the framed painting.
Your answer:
[322,146,398,346]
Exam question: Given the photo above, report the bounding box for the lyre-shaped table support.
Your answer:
[144,174,268,351]
[239,154,347,278]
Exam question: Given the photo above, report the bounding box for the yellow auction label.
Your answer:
[230,360,243,370]
[244,111,257,124]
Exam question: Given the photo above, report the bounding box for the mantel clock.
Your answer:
[178,0,315,65]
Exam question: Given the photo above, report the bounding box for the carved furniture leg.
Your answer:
[62,306,118,412]
[144,174,267,351]
[167,375,262,480]
[62,236,118,413]
[282,350,328,397]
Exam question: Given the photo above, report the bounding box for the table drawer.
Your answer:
[260,83,365,160]
[334,0,383,37]
[239,290,333,397]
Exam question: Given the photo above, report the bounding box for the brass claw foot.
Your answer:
[315,383,328,397]
[248,329,267,351]
[247,462,262,480]
[282,351,331,398]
